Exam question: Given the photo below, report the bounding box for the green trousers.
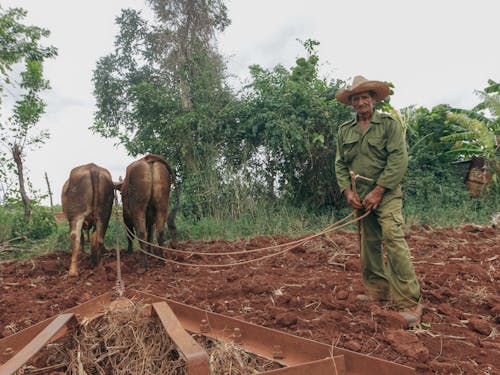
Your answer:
[358,192,420,308]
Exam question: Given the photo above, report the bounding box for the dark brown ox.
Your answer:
[61,163,114,277]
[118,154,179,268]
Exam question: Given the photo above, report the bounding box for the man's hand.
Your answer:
[343,188,363,209]
[363,185,386,211]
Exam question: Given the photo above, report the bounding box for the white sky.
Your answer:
[1,0,499,205]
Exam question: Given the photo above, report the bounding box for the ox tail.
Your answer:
[89,166,100,231]
[167,166,180,243]
[146,154,179,243]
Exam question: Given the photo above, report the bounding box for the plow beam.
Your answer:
[264,357,346,374]
[0,313,77,375]
[0,290,416,375]
[152,301,209,375]
[131,289,416,375]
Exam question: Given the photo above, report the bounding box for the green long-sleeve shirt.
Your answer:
[335,111,408,197]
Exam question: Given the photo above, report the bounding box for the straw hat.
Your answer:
[335,76,390,105]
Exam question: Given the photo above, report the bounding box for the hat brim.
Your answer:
[335,81,390,105]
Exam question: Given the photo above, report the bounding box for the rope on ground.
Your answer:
[113,190,125,296]
[126,211,370,268]
[124,211,357,257]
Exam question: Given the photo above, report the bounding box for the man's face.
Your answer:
[351,91,375,116]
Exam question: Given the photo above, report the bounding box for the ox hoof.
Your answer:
[68,262,79,278]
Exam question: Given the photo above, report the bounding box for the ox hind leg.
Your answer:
[90,220,107,268]
[167,212,178,249]
[80,224,90,254]
[134,216,150,269]
[147,221,163,263]
[123,214,135,254]
[68,217,85,277]
[154,210,168,261]
[80,231,85,253]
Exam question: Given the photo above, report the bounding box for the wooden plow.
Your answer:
[0,289,416,375]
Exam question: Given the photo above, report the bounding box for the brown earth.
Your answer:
[0,224,499,374]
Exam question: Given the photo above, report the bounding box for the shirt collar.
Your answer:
[347,110,382,127]
[370,111,383,124]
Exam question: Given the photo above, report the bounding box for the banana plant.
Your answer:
[440,80,499,184]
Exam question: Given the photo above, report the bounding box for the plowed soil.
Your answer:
[1,224,499,374]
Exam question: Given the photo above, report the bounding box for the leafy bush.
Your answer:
[12,205,57,240]
[0,204,56,242]
[0,206,16,242]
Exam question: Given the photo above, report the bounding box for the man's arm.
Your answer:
[335,130,362,209]
[335,131,351,193]
[362,118,407,210]
[375,118,408,190]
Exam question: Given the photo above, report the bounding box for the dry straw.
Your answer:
[64,302,184,374]
[20,300,280,374]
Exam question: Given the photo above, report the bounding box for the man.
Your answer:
[334,76,422,326]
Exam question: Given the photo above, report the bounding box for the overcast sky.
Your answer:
[2,0,499,205]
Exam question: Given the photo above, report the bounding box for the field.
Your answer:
[0,224,499,374]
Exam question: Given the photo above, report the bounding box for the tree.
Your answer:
[389,82,499,203]
[440,80,500,183]
[92,1,231,178]
[147,0,230,108]
[0,7,57,219]
[472,79,499,176]
[474,79,500,125]
[220,40,352,208]
[442,110,496,160]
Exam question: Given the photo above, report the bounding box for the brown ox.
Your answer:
[61,163,114,277]
[118,154,179,268]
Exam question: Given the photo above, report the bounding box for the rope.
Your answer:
[126,211,370,268]
[124,211,356,256]
[113,190,125,297]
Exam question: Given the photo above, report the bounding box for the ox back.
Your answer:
[61,163,114,277]
[121,154,179,268]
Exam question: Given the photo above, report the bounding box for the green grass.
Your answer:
[0,211,15,243]
[403,186,499,227]
[175,203,353,241]
[1,187,497,261]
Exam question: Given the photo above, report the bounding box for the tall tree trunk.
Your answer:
[178,5,193,110]
[45,171,54,213]
[12,144,31,221]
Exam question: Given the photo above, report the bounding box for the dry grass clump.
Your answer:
[208,340,280,374]
[63,301,185,375]
[460,285,489,301]
[19,299,281,374]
